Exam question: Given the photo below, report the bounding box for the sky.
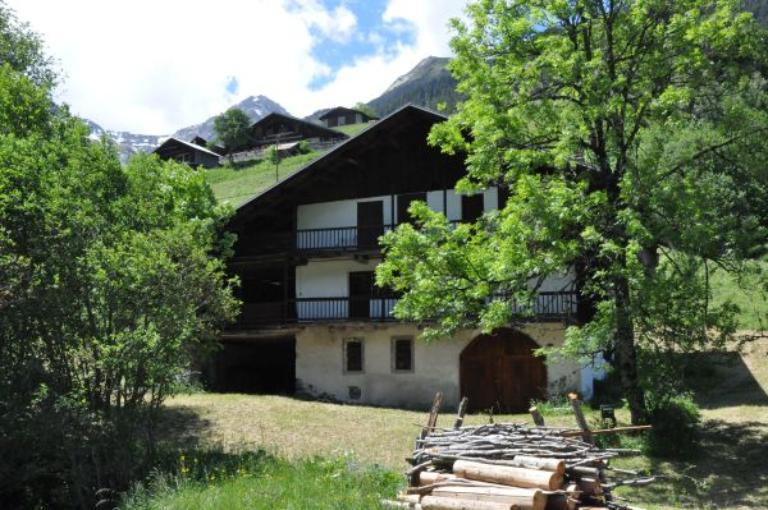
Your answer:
[7,0,468,135]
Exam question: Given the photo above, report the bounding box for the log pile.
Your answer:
[384,395,654,510]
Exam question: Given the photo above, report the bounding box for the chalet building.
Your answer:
[190,136,226,156]
[318,106,378,128]
[152,137,221,168]
[248,112,347,151]
[217,105,597,412]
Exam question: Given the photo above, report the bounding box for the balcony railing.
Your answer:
[295,225,394,252]
[232,291,578,328]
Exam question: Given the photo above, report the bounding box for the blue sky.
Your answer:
[303,0,418,89]
[8,0,466,133]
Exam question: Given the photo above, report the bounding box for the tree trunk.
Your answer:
[614,276,647,424]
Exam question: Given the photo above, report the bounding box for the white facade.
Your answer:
[296,187,500,231]
[295,322,591,409]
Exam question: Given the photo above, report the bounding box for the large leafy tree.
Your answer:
[213,107,252,160]
[0,4,239,507]
[377,0,768,423]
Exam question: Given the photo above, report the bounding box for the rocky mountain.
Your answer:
[367,56,463,117]
[86,119,163,164]
[172,95,290,142]
[85,95,290,163]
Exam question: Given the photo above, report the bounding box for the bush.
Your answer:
[646,393,701,458]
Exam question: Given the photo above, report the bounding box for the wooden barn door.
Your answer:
[460,329,547,413]
[349,271,374,319]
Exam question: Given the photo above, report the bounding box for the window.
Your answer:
[392,337,414,372]
[461,194,485,222]
[397,192,427,224]
[344,338,363,373]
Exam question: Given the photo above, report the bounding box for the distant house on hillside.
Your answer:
[212,105,597,412]
[152,137,220,168]
[248,112,347,151]
[190,135,226,156]
[318,106,378,128]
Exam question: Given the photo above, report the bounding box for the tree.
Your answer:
[213,107,251,162]
[377,0,768,424]
[0,10,239,506]
[353,102,378,118]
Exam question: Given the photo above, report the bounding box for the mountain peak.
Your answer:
[368,56,460,117]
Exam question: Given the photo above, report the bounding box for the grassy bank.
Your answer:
[122,452,399,510]
[206,152,323,206]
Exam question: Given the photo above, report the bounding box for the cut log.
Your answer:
[453,460,564,491]
[529,406,545,427]
[423,392,444,438]
[543,494,577,510]
[420,495,516,510]
[420,472,458,486]
[432,486,546,510]
[567,393,593,444]
[576,477,603,496]
[510,455,565,475]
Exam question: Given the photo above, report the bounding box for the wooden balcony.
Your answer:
[234,225,395,260]
[230,291,578,329]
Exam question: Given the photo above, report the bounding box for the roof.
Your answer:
[318,106,379,121]
[249,112,347,140]
[153,137,221,158]
[234,104,448,217]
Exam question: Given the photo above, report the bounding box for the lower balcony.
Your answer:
[230,291,578,329]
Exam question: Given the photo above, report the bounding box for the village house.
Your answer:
[216,105,597,412]
[152,136,221,168]
[248,112,347,151]
[318,106,378,128]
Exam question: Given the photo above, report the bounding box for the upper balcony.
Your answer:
[231,291,579,329]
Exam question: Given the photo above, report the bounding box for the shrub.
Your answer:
[646,393,701,458]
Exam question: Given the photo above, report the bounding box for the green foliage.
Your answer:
[645,394,702,459]
[121,451,401,510]
[297,139,311,154]
[353,102,378,118]
[0,1,56,86]
[378,0,768,422]
[0,53,238,506]
[212,107,251,154]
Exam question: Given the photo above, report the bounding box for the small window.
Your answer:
[392,337,414,372]
[461,194,485,222]
[344,338,363,373]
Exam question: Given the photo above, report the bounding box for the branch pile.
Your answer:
[385,396,655,510]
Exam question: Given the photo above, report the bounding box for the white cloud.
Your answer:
[6,0,467,134]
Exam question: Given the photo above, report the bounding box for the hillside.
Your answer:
[367,56,462,116]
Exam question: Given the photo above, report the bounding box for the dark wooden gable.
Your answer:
[319,106,378,125]
[248,113,347,148]
[229,106,466,256]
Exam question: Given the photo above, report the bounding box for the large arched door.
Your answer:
[460,329,547,413]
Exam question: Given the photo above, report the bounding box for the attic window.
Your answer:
[344,338,363,373]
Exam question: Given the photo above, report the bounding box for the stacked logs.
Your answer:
[384,396,653,510]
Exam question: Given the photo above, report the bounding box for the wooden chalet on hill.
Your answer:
[247,112,347,151]
[152,137,221,168]
[214,105,598,411]
[318,106,378,128]
[190,135,225,156]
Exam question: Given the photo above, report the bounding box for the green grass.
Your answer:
[205,151,323,207]
[122,451,400,510]
[332,122,371,137]
[709,261,768,330]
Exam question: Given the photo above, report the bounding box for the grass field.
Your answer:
[332,122,371,137]
[710,261,768,330]
[205,152,323,206]
[133,338,768,509]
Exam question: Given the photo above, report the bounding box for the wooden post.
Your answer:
[568,392,593,444]
[529,405,545,427]
[454,397,469,429]
[422,391,444,438]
